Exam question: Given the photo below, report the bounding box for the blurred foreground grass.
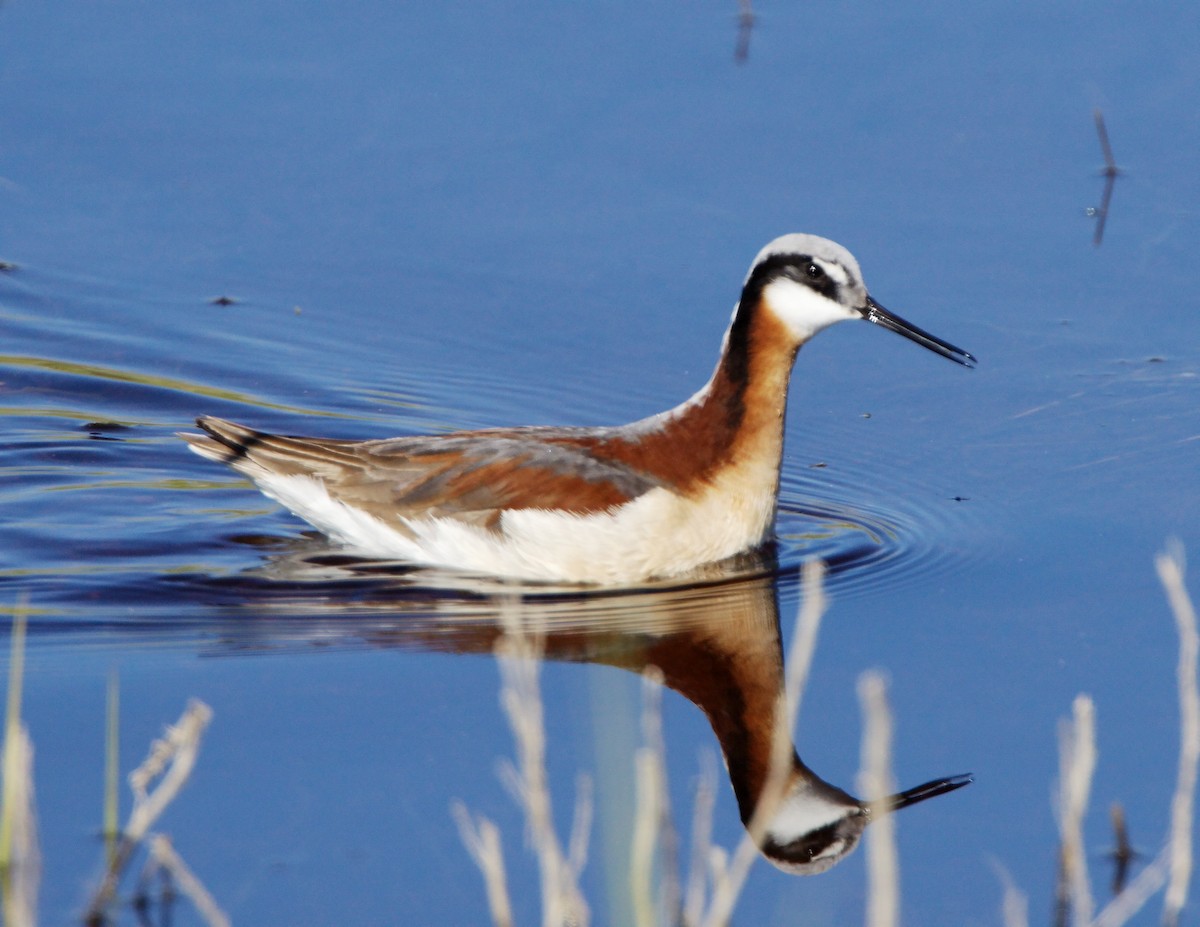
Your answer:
[0,546,1195,925]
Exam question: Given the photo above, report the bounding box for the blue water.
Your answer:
[3,1,1199,924]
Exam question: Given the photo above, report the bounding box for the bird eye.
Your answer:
[805,263,824,280]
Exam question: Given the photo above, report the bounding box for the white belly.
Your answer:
[252,472,776,584]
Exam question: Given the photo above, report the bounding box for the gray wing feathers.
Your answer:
[180,416,660,525]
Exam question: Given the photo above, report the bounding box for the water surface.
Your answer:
[2,2,1199,925]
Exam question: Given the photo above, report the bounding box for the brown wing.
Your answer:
[182,416,662,529]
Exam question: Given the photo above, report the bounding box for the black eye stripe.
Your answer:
[739,252,846,319]
[763,820,844,862]
[787,259,838,299]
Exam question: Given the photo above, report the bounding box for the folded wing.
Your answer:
[181,416,662,531]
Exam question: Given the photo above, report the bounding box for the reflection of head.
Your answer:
[217,549,970,877]
[760,773,867,875]
[759,769,972,875]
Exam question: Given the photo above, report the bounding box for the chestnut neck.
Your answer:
[611,297,802,493]
[635,583,804,825]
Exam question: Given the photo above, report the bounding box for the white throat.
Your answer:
[761,277,858,342]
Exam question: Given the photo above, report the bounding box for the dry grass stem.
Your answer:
[1155,543,1198,927]
[567,773,593,883]
[785,560,827,739]
[682,752,717,927]
[1056,694,1097,927]
[1,604,29,867]
[0,725,38,927]
[990,860,1030,927]
[453,593,595,927]
[702,560,827,927]
[631,668,670,927]
[1015,544,1198,927]
[451,802,514,927]
[493,596,590,927]
[857,670,899,927]
[126,699,213,844]
[2,602,39,927]
[633,666,683,925]
[104,671,120,868]
[701,782,761,926]
[145,835,229,927]
[86,699,213,923]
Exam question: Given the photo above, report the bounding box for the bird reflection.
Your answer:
[206,546,969,874]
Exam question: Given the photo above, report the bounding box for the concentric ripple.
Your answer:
[773,456,981,601]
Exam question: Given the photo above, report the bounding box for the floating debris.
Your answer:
[83,421,131,440]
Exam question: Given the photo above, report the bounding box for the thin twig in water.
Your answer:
[133,850,175,927]
[1091,109,1122,247]
[1091,844,1170,927]
[858,671,899,927]
[1107,802,1136,896]
[733,0,755,64]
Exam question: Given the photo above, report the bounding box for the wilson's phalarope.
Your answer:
[182,234,975,583]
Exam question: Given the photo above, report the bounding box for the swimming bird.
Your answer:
[182,234,974,584]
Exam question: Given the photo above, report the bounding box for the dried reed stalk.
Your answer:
[1056,694,1097,927]
[451,803,514,927]
[681,752,717,927]
[1155,544,1198,927]
[631,669,665,927]
[1,603,39,927]
[85,699,213,923]
[1037,542,1198,927]
[991,860,1030,927]
[477,595,591,927]
[0,726,38,927]
[144,835,229,927]
[857,670,898,927]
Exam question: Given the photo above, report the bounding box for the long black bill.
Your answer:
[862,296,976,368]
[875,773,973,815]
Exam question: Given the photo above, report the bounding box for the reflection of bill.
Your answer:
[269,555,973,875]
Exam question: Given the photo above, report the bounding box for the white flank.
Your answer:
[254,464,777,584]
